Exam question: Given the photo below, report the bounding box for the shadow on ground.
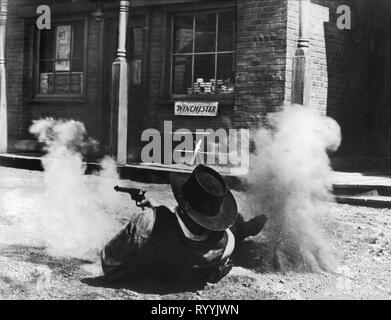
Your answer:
[81,239,274,294]
[81,276,205,295]
[0,240,278,295]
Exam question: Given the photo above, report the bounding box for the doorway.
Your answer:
[101,13,149,161]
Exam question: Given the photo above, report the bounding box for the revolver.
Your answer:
[114,186,147,209]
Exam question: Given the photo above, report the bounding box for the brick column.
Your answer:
[0,0,7,153]
[291,0,311,106]
[110,0,129,165]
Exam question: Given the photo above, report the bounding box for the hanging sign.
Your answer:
[174,101,218,117]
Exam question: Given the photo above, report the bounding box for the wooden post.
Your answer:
[110,0,129,165]
[0,0,8,153]
[291,0,311,106]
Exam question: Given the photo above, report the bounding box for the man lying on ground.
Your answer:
[101,164,267,287]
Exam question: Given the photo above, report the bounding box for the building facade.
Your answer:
[1,0,391,168]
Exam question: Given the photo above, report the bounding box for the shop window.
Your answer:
[171,9,235,96]
[36,20,86,98]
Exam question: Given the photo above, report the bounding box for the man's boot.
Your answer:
[234,214,267,242]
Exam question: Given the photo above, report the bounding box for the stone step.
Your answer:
[332,184,391,196]
[335,195,391,208]
[8,139,41,152]
[332,172,391,202]
[333,179,391,208]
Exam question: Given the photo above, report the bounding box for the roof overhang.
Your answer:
[17,0,226,18]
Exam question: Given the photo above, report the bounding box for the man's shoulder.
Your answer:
[154,206,177,229]
[135,206,175,236]
[155,205,174,216]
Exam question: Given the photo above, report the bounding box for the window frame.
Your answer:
[169,8,236,100]
[33,16,89,101]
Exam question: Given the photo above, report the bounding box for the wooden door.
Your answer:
[127,14,149,163]
[102,16,118,152]
[101,14,149,159]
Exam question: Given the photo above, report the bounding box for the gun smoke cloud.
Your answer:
[245,105,342,272]
[0,118,121,260]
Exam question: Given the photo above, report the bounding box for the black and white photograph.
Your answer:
[0,0,389,304]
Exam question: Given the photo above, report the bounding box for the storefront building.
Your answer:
[1,0,391,168]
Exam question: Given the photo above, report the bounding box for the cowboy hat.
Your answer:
[170,164,238,232]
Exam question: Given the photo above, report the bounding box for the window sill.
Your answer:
[159,95,234,106]
[28,96,86,104]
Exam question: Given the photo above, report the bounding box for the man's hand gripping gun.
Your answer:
[114,186,147,209]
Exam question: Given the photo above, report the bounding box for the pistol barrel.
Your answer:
[114,186,131,193]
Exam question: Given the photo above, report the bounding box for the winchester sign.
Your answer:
[174,101,218,117]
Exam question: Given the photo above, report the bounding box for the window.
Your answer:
[36,20,86,98]
[171,9,235,97]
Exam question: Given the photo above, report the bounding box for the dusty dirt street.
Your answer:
[0,166,390,300]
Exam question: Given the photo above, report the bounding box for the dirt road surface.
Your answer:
[0,167,390,300]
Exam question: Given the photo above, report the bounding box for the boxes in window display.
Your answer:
[216,79,234,94]
[189,78,234,95]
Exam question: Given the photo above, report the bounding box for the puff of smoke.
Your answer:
[26,118,121,260]
[245,106,342,273]
[30,118,99,156]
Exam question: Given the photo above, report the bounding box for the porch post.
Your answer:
[111,0,129,165]
[291,0,311,106]
[0,0,8,153]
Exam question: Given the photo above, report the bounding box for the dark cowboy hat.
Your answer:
[170,164,238,232]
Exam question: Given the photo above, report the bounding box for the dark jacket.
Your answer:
[101,206,234,286]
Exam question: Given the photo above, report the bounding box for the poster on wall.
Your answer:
[174,101,219,117]
[55,25,72,71]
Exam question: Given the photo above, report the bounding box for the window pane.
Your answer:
[216,53,235,94]
[55,25,72,71]
[39,60,53,73]
[71,59,83,72]
[72,21,85,59]
[195,12,216,53]
[39,29,54,60]
[194,54,215,94]
[174,14,193,54]
[172,55,193,94]
[218,10,235,51]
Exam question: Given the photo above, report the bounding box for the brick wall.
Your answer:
[5,0,25,140]
[234,0,288,129]
[285,0,385,156]
[316,0,376,156]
